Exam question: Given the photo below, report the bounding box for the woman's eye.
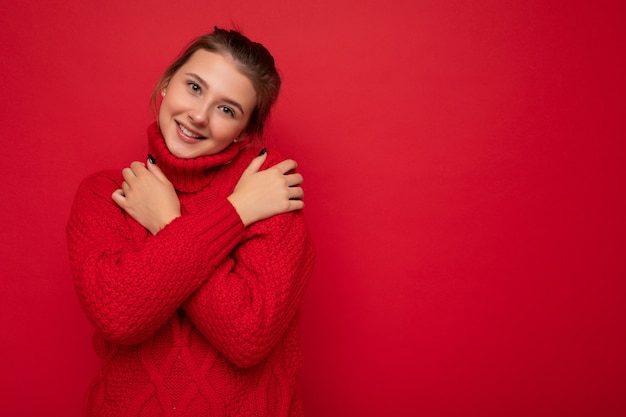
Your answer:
[219,106,235,118]
[187,82,201,93]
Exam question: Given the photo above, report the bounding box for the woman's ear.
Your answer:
[233,133,248,143]
[159,79,171,97]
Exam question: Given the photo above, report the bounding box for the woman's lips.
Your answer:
[176,122,207,143]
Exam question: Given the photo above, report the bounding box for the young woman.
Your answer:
[66,27,315,416]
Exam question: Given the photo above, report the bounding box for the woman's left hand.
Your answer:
[112,158,181,235]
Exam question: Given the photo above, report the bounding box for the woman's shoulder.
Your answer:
[74,169,123,198]
[68,169,125,224]
[235,143,291,170]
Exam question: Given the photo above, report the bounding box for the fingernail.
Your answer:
[148,154,156,164]
[258,148,267,156]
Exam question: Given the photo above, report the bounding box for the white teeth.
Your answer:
[178,122,201,138]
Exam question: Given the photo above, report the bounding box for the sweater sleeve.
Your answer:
[182,208,315,369]
[66,171,246,345]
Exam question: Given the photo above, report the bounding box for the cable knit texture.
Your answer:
[67,123,315,417]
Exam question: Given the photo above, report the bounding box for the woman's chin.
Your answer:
[165,141,196,159]
[164,133,234,159]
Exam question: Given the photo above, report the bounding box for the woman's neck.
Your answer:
[147,122,249,193]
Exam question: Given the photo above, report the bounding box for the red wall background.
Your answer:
[1,0,625,415]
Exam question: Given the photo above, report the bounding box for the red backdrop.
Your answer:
[1,0,625,415]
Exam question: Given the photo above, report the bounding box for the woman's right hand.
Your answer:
[227,150,305,227]
[111,158,181,235]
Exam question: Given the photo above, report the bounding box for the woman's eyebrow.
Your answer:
[184,72,245,115]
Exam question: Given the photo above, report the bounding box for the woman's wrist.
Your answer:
[148,212,182,235]
[227,194,253,227]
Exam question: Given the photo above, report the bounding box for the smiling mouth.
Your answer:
[177,122,207,140]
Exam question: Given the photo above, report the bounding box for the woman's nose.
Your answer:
[188,103,210,126]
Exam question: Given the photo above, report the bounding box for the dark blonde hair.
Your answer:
[151,27,281,137]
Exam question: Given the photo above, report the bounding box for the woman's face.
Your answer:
[158,50,257,158]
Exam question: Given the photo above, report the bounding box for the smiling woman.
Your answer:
[158,50,257,158]
[66,27,315,417]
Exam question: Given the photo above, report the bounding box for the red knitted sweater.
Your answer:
[66,123,315,417]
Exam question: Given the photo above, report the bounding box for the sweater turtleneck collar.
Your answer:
[147,122,248,193]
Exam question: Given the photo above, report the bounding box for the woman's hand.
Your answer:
[112,157,181,235]
[228,150,305,227]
